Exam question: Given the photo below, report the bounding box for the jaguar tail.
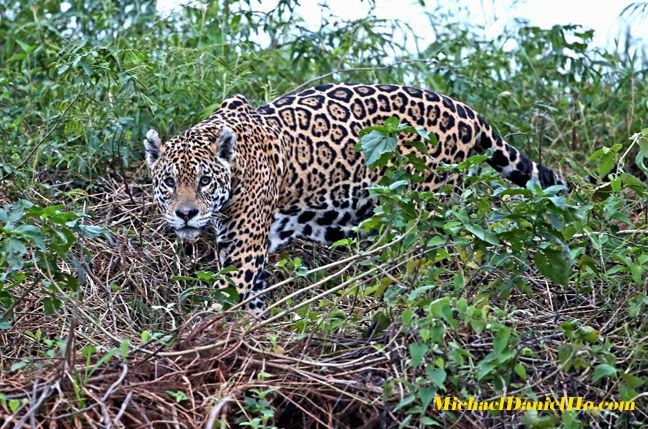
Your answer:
[475,115,568,190]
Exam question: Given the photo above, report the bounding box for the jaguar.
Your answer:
[143,83,566,312]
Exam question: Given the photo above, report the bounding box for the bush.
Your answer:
[0,1,646,427]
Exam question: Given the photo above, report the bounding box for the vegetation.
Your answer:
[1,0,646,427]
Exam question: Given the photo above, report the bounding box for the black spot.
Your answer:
[298,95,325,109]
[279,230,293,240]
[295,107,313,130]
[339,212,352,225]
[302,224,313,236]
[244,270,254,282]
[489,149,509,168]
[353,85,377,96]
[516,156,532,175]
[274,95,295,106]
[257,105,275,115]
[441,96,456,112]
[458,121,473,143]
[365,98,378,115]
[349,121,363,138]
[325,227,345,242]
[227,100,243,109]
[456,104,467,119]
[326,101,351,122]
[298,89,316,96]
[537,164,556,187]
[480,133,492,150]
[315,84,334,91]
[378,84,398,92]
[350,99,367,120]
[440,111,456,132]
[508,170,530,187]
[327,87,354,103]
[403,86,423,97]
[279,108,297,129]
[506,144,518,162]
[391,92,409,113]
[317,210,338,226]
[424,91,441,102]
[426,104,440,126]
[298,211,316,223]
[281,206,301,215]
[377,94,391,112]
[330,123,349,144]
[255,255,264,266]
[356,200,374,219]
[312,113,331,137]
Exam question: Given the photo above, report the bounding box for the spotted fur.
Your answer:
[143,83,566,312]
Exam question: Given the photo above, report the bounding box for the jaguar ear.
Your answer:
[144,129,163,169]
[214,126,237,165]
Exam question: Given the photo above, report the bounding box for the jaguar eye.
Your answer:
[164,177,175,187]
[199,176,211,186]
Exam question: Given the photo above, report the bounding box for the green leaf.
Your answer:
[534,248,570,285]
[561,411,581,429]
[418,386,437,411]
[4,237,27,255]
[514,363,527,380]
[521,410,559,428]
[384,116,400,130]
[10,360,29,372]
[12,224,46,249]
[43,297,61,315]
[393,395,416,412]
[463,223,499,245]
[119,339,130,359]
[493,327,511,354]
[407,284,436,302]
[9,399,22,413]
[402,309,413,326]
[558,343,574,370]
[620,372,642,388]
[425,367,446,389]
[429,297,455,327]
[592,364,617,383]
[166,390,189,403]
[597,152,616,177]
[360,130,397,166]
[409,343,428,367]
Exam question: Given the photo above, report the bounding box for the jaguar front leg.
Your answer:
[214,199,276,315]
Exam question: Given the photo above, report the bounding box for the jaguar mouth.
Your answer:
[175,226,204,240]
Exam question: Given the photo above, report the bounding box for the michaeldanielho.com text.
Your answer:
[433,396,635,411]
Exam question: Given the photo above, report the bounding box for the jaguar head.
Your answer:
[143,124,237,240]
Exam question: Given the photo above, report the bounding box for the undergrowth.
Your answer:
[0,1,646,428]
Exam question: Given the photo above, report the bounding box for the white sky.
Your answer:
[157,0,647,50]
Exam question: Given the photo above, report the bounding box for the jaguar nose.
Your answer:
[175,207,199,222]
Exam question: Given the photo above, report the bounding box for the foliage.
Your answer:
[0,200,110,329]
[356,119,647,425]
[0,0,646,427]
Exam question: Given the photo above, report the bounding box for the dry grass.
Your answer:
[1,174,646,428]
